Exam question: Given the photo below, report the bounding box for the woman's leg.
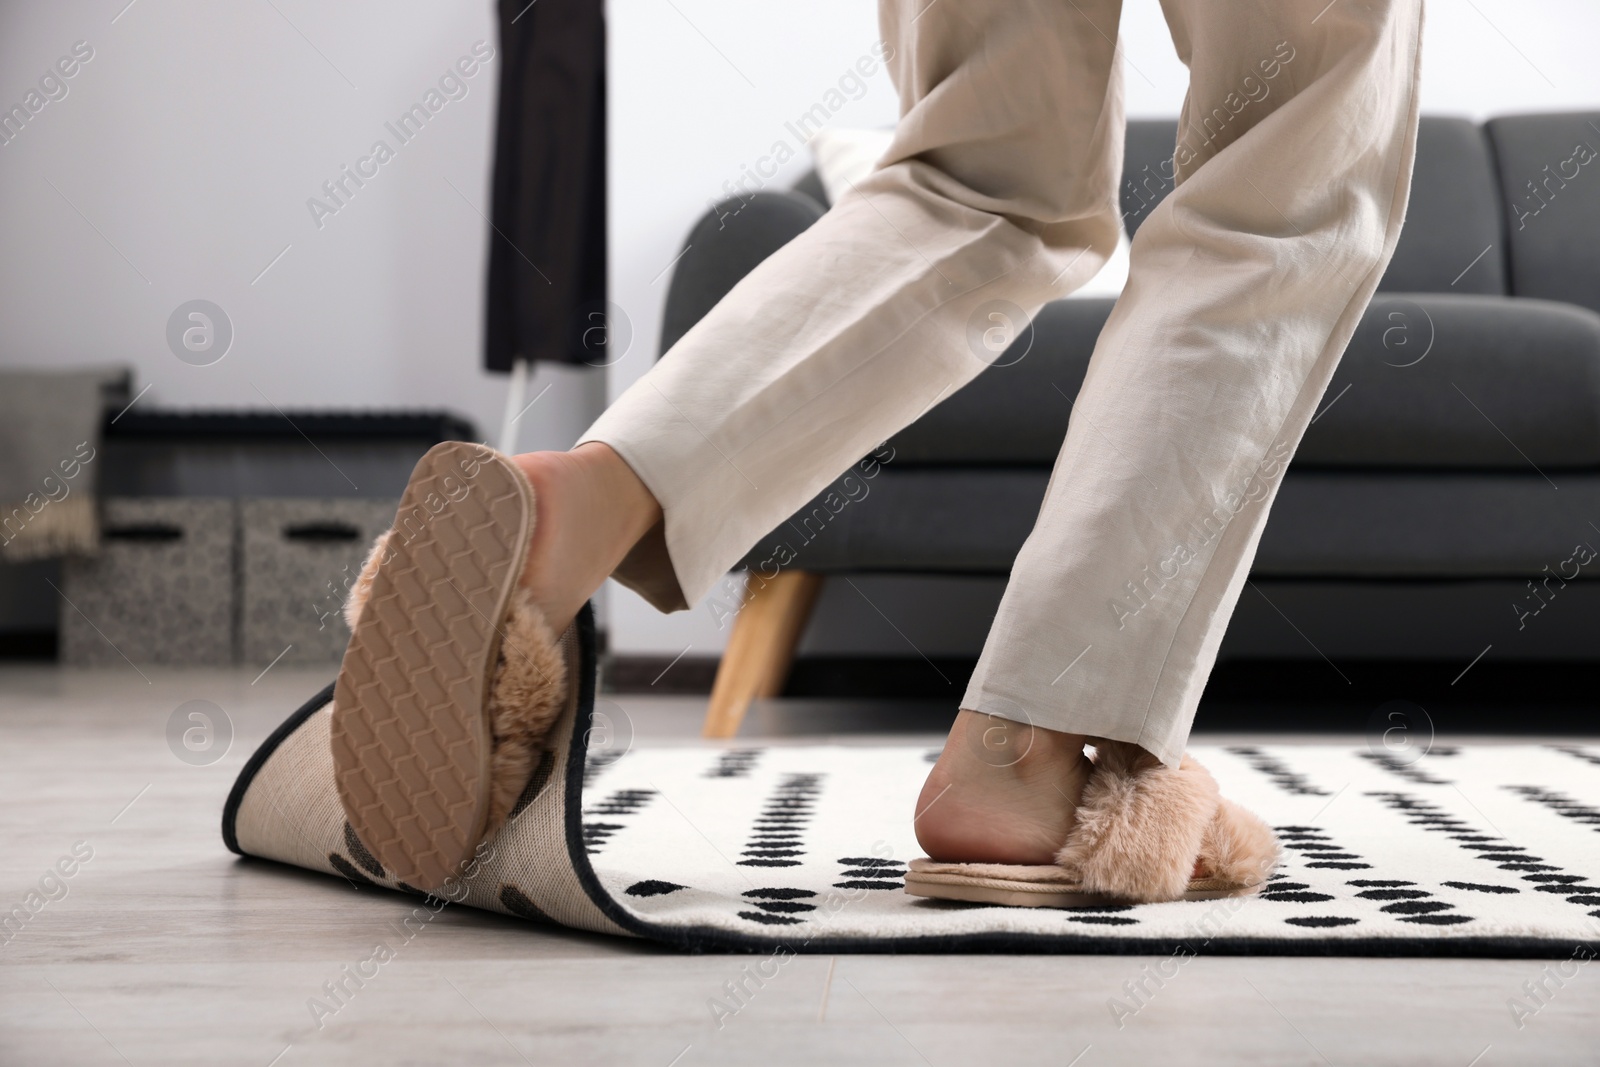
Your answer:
[569,0,1128,615]
[920,0,1426,859]
[516,0,1129,866]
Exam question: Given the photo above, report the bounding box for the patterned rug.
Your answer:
[574,739,1600,954]
[223,613,1600,956]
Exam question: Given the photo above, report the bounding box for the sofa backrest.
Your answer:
[1378,117,1508,295]
[785,112,1600,306]
[1486,112,1600,316]
[1121,117,1510,296]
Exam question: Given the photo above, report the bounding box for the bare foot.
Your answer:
[511,443,662,633]
[914,710,1090,865]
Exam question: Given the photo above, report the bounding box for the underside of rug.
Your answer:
[222,614,1600,957]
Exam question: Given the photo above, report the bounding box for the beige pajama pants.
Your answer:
[581,0,1426,766]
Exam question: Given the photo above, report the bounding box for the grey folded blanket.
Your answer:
[0,366,130,562]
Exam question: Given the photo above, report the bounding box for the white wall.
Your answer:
[2,1,1595,658]
[0,0,600,458]
[605,0,1600,657]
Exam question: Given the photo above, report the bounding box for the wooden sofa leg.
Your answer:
[702,570,823,738]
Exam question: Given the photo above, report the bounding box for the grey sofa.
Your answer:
[662,115,1600,732]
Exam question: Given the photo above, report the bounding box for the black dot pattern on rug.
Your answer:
[738,774,824,867]
[508,749,557,820]
[739,887,817,925]
[1275,826,1372,872]
[1443,881,1520,894]
[588,787,657,815]
[833,856,906,890]
[626,880,687,897]
[343,821,386,878]
[582,788,657,855]
[744,887,815,900]
[923,748,941,763]
[328,852,376,887]
[1359,751,1452,785]
[499,884,551,923]
[748,899,813,913]
[1267,827,1366,925]
[1069,914,1140,925]
[1553,744,1600,767]
[704,748,763,778]
[1459,842,1527,852]
[1365,790,1600,916]
[584,747,628,782]
[1292,842,1481,926]
[583,825,621,853]
[1505,785,1600,832]
[1228,747,1331,795]
[737,911,802,925]
[1259,879,1336,904]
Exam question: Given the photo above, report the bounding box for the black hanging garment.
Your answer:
[484,0,607,371]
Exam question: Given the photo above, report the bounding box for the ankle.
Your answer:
[949,710,1087,782]
[509,444,662,627]
[568,442,661,547]
[913,712,1091,864]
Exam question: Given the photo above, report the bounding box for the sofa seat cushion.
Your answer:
[1254,471,1600,578]
[1298,294,1600,468]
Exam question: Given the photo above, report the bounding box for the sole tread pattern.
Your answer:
[331,442,534,890]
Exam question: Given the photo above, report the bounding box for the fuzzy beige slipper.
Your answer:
[904,741,1279,907]
[330,442,568,893]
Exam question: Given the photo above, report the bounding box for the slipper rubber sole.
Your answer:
[903,866,1265,908]
[331,442,534,892]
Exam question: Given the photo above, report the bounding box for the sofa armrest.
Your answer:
[659,190,826,355]
[1298,293,1600,469]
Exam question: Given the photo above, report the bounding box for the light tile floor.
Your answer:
[1,665,1596,1066]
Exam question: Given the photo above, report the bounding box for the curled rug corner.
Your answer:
[222,603,634,939]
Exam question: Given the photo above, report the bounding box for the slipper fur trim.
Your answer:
[1198,795,1281,889]
[1054,740,1223,903]
[343,529,393,633]
[483,585,568,827]
[343,532,566,838]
